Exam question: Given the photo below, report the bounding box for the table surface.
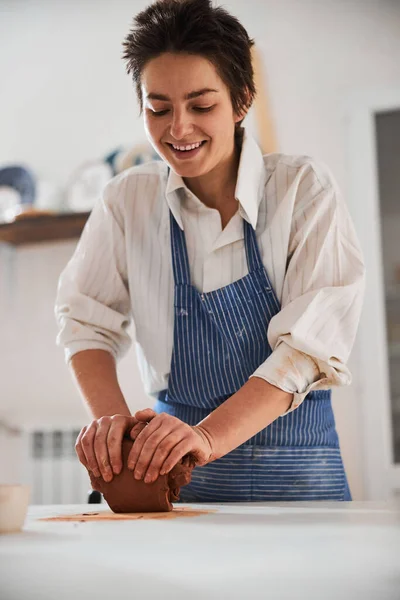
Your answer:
[1,501,400,600]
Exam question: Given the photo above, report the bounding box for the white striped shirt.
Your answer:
[55,128,365,414]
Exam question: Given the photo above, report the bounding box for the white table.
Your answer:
[1,501,400,600]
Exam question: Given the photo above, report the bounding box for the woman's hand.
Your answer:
[75,414,146,482]
[127,409,214,484]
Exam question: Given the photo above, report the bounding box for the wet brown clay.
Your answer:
[88,438,195,513]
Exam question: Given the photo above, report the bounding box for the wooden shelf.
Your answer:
[0,212,90,246]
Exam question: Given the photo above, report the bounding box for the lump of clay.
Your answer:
[88,437,195,513]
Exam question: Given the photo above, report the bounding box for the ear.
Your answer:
[234,87,251,123]
[234,107,248,124]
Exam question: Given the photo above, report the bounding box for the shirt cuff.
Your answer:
[249,342,330,415]
[63,341,118,365]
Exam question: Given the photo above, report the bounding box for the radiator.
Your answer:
[24,428,92,505]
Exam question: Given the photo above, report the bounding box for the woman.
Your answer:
[56,0,365,502]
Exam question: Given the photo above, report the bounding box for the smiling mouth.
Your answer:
[167,140,207,150]
[166,140,207,158]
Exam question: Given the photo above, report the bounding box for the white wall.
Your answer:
[1,0,400,498]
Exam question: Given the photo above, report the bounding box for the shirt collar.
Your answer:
[165,126,266,230]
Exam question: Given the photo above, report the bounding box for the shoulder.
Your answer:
[99,160,167,223]
[103,160,166,201]
[263,153,337,191]
[262,152,341,214]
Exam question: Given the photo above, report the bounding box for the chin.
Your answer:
[168,155,211,176]
[172,164,208,178]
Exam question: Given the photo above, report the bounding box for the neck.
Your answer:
[183,134,241,214]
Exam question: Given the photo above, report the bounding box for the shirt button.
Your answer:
[201,294,205,301]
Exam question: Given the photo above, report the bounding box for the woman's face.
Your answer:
[141,52,243,179]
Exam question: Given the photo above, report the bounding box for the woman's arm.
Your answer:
[71,349,142,482]
[251,161,365,414]
[196,377,292,460]
[55,180,135,481]
[126,379,292,483]
[70,349,131,419]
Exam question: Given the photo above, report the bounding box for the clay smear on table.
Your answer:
[39,507,214,522]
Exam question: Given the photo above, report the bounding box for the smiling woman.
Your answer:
[56,0,365,506]
[139,52,247,198]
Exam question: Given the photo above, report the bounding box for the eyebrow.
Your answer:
[146,88,219,101]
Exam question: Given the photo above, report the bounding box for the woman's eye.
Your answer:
[193,106,215,112]
[150,106,215,117]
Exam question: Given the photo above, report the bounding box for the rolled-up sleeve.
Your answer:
[251,163,365,414]
[55,178,132,362]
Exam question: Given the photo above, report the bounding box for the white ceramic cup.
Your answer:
[0,484,31,534]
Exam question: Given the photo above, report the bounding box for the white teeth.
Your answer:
[172,141,203,151]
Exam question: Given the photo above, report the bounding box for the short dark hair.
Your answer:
[122,0,256,124]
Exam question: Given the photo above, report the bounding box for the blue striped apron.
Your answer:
[154,209,351,502]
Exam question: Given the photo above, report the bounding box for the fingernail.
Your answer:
[134,471,142,480]
[104,472,113,482]
[144,474,152,484]
[113,466,121,475]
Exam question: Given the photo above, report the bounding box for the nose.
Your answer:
[169,109,194,141]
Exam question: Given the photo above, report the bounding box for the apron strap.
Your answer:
[243,219,265,274]
[170,211,191,285]
[167,166,191,286]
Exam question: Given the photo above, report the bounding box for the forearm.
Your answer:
[69,349,131,419]
[197,377,292,460]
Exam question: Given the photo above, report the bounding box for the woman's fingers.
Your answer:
[75,426,90,469]
[127,416,166,474]
[129,414,202,483]
[93,417,114,482]
[159,439,193,476]
[76,414,148,482]
[129,408,156,440]
[140,429,184,483]
[107,415,137,475]
[77,422,101,478]
[128,414,183,478]
[145,425,213,481]
[134,408,157,422]
[94,415,140,480]
[146,436,191,482]
[129,422,148,440]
